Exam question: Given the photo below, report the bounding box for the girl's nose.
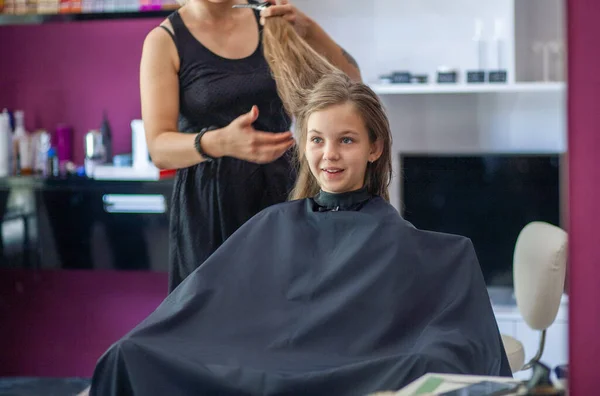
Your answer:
[323,143,340,161]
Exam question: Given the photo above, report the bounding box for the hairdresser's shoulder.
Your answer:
[143,18,176,50]
[140,24,179,70]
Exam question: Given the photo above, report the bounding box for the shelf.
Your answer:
[0,7,178,25]
[370,82,565,95]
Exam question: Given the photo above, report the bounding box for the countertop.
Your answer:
[0,377,90,396]
[0,176,175,191]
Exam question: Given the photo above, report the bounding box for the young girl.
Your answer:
[89,10,511,396]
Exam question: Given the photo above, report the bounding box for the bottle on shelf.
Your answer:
[46,147,60,178]
[37,0,59,14]
[55,123,73,167]
[100,110,113,164]
[32,128,51,175]
[489,18,508,83]
[0,110,11,178]
[13,110,33,176]
[466,18,486,84]
[84,129,106,177]
[59,0,70,13]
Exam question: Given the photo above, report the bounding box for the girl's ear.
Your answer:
[369,138,384,163]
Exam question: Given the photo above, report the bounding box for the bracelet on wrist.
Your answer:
[194,126,219,162]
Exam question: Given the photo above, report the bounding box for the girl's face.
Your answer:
[305,102,383,194]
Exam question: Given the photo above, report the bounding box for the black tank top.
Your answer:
[162,7,295,292]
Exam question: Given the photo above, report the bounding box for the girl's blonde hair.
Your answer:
[262,17,393,201]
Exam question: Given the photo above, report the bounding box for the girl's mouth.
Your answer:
[322,168,345,179]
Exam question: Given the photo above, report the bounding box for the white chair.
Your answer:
[501,221,568,373]
[501,333,526,373]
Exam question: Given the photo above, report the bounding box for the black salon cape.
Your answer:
[90,197,512,396]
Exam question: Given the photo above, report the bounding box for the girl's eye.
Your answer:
[311,137,323,144]
[342,137,353,144]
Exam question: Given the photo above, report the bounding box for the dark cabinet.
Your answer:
[0,177,173,271]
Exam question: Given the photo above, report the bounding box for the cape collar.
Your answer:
[313,187,372,212]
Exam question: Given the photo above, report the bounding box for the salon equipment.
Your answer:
[0,111,10,177]
[489,71,508,83]
[501,334,525,374]
[384,374,519,396]
[131,119,152,170]
[84,129,106,177]
[438,380,518,396]
[467,19,486,83]
[46,147,59,177]
[488,19,508,83]
[32,129,51,175]
[92,120,159,180]
[378,72,428,85]
[55,124,73,165]
[522,361,564,395]
[411,74,428,84]
[510,221,568,371]
[232,1,269,11]
[100,111,113,165]
[533,41,564,82]
[437,67,459,83]
[378,75,393,84]
[391,71,411,84]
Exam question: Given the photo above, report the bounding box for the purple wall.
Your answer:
[0,269,167,377]
[567,1,600,393]
[0,18,161,164]
[0,18,169,377]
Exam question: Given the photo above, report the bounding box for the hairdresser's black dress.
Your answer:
[161,7,294,291]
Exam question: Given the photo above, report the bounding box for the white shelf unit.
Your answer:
[370,82,565,95]
[300,0,566,88]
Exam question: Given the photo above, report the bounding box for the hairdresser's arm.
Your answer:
[141,27,294,169]
[261,1,362,82]
[303,21,362,82]
[140,27,219,169]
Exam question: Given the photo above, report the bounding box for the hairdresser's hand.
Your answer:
[220,106,295,164]
[260,0,312,39]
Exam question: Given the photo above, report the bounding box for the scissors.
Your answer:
[232,1,270,11]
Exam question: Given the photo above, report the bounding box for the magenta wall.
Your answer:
[0,269,167,377]
[567,2,600,394]
[0,18,162,164]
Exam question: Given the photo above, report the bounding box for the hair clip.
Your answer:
[232,1,270,11]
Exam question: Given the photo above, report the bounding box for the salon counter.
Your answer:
[0,175,174,191]
[0,377,90,396]
[0,176,174,271]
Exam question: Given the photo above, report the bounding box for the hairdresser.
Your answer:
[141,0,362,292]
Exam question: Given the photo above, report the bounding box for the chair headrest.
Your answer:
[513,221,567,331]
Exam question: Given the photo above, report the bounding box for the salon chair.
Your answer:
[500,221,568,373]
